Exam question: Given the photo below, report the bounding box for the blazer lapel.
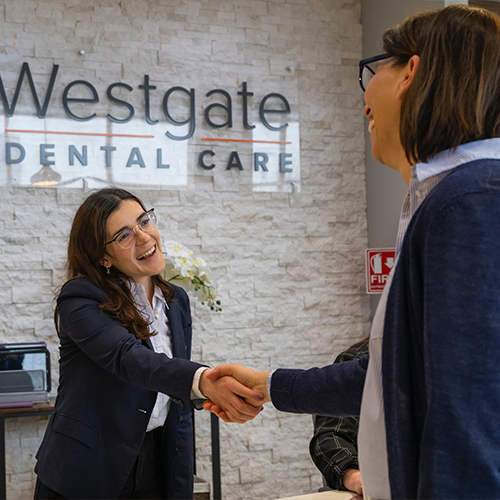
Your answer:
[142,338,153,350]
[165,302,187,359]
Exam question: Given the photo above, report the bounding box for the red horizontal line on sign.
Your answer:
[202,137,292,145]
[5,129,155,139]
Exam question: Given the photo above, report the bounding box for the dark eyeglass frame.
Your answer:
[105,208,156,248]
[358,53,393,92]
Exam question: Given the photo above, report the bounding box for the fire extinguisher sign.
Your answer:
[365,248,396,294]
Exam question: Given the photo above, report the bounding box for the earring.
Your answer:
[106,266,110,275]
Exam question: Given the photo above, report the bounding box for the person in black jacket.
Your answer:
[309,340,368,495]
[34,188,262,500]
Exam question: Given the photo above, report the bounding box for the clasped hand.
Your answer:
[199,364,271,423]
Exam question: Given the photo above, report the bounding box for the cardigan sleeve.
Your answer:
[270,355,368,417]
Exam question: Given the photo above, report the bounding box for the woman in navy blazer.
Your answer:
[34,188,261,500]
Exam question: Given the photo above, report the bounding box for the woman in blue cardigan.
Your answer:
[207,5,500,499]
[34,188,262,500]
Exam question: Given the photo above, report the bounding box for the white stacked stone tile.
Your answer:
[0,0,368,498]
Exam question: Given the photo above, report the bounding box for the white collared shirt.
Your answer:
[130,282,173,431]
[130,282,207,431]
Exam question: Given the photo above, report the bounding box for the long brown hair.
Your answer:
[383,5,500,164]
[56,188,175,340]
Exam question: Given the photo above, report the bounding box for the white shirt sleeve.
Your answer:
[191,366,210,399]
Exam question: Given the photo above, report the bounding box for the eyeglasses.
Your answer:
[105,209,157,249]
[359,53,393,92]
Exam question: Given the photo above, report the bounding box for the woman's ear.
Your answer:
[397,55,420,97]
[100,256,112,269]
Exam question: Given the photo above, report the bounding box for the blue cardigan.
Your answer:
[35,278,203,500]
[272,159,500,499]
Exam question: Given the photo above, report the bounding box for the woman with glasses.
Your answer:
[33,188,262,500]
[206,5,500,499]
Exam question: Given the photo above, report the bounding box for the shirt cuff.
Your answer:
[191,366,210,399]
[267,370,276,403]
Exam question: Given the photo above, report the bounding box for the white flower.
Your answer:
[165,242,190,259]
[161,241,221,312]
[180,262,196,279]
[192,256,206,267]
[197,267,211,282]
[175,255,190,268]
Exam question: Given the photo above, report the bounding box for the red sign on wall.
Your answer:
[366,248,396,294]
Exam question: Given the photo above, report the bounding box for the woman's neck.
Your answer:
[134,277,154,306]
[392,150,413,187]
[400,164,411,186]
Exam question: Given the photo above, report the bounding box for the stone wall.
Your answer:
[0,1,369,499]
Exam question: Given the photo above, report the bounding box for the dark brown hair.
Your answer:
[56,188,175,340]
[383,5,500,164]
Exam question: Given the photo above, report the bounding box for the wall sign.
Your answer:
[365,248,396,294]
[0,63,300,190]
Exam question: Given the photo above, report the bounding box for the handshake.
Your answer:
[198,364,271,423]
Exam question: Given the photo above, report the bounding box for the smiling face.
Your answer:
[364,57,414,179]
[101,199,165,288]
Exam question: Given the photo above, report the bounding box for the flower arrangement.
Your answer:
[162,241,222,311]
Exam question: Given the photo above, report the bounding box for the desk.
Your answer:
[0,400,55,500]
[278,490,359,500]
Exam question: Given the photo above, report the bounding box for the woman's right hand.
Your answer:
[201,364,271,422]
[199,367,265,423]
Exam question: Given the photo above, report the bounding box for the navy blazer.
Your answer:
[35,278,204,500]
[271,159,500,499]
